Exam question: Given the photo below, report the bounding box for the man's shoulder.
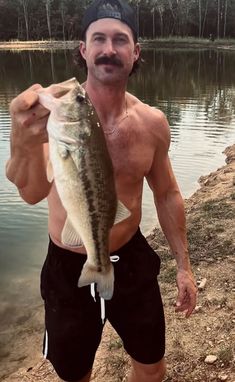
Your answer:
[127,92,167,124]
[127,92,169,141]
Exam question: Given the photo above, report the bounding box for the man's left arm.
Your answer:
[146,112,197,318]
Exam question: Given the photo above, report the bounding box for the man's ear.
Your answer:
[79,41,86,59]
[133,43,140,62]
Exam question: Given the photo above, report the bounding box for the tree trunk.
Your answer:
[17,14,20,39]
[60,2,66,41]
[168,0,175,21]
[21,0,29,40]
[158,6,164,37]
[223,0,228,38]
[45,0,52,40]
[136,2,140,38]
[217,0,220,39]
[198,0,202,38]
[201,0,208,37]
[152,8,155,38]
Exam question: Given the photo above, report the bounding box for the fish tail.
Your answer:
[78,261,114,300]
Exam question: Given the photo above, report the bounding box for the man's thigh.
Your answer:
[107,230,165,364]
[41,239,104,381]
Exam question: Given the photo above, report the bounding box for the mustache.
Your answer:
[95,55,123,67]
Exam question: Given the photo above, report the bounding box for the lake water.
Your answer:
[0,47,235,379]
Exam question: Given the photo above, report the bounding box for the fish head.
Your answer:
[39,77,92,121]
[53,79,93,123]
[38,78,94,143]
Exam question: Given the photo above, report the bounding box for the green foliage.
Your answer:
[218,346,234,366]
[1,0,235,41]
[202,199,234,219]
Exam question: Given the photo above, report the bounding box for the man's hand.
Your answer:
[175,269,197,318]
[9,84,50,151]
[6,84,52,197]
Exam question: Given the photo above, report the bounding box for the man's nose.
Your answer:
[103,39,116,56]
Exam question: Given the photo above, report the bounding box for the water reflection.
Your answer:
[1,48,235,237]
[0,47,235,379]
[129,49,235,124]
[0,48,85,91]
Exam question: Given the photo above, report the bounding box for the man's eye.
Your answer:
[94,36,105,42]
[115,37,127,44]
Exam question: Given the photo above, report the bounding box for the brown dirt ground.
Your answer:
[2,145,235,382]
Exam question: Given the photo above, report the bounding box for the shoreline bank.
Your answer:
[1,144,235,381]
[0,38,235,51]
[0,40,78,51]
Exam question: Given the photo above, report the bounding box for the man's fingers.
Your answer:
[25,104,50,125]
[175,300,187,312]
[175,289,197,317]
[10,84,42,113]
[14,104,50,131]
[186,306,194,318]
[10,91,38,113]
[186,289,197,317]
[29,84,42,91]
[176,289,185,308]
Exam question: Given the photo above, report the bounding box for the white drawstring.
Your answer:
[90,282,96,302]
[110,255,120,263]
[100,297,105,324]
[90,255,120,323]
[43,330,49,358]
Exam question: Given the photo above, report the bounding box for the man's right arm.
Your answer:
[6,84,52,204]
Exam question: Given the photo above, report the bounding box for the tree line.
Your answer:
[0,0,234,42]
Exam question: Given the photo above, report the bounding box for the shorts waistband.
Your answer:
[49,227,143,258]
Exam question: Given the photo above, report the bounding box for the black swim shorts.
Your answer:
[40,229,165,382]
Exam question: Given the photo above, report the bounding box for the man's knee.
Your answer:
[130,357,166,381]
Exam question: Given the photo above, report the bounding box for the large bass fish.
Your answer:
[38,78,130,300]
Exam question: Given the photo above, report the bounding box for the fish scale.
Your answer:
[38,77,130,300]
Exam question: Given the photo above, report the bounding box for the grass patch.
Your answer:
[218,347,234,366]
[108,338,123,351]
[186,210,235,263]
[139,37,235,50]
[140,37,235,44]
[107,354,128,378]
[231,192,235,200]
[214,224,225,233]
[160,266,176,283]
[202,199,234,219]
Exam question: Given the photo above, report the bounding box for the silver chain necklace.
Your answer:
[103,99,129,135]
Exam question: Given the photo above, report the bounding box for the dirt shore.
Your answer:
[0,40,78,51]
[2,145,235,382]
[0,39,234,51]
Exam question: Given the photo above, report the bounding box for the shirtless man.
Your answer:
[6,1,197,381]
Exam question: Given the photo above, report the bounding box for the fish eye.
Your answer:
[76,94,86,103]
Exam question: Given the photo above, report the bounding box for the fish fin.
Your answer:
[78,261,114,300]
[61,218,83,247]
[44,78,80,97]
[58,143,69,158]
[38,93,60,112]
[114,200,131,225]
[46,160,54,183]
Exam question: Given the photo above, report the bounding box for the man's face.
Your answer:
[79,18,140,84]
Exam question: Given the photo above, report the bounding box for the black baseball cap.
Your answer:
[81,0,137,41]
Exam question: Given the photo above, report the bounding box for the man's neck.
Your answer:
[84,78,127,125]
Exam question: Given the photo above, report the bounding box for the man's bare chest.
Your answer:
[104,128,154,180]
